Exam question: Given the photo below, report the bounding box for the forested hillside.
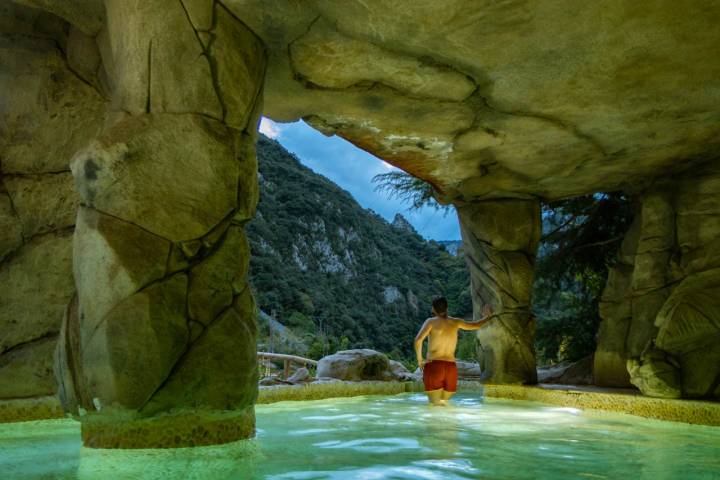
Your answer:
[247,136,472,362]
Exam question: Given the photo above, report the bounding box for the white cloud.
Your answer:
[259,117,283,139]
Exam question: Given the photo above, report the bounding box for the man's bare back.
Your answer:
[414,298,492,405]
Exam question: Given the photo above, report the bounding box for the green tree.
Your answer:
[533,193,633,363]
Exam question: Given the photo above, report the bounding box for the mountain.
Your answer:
[390,213,416,234]
[247,136,473,361]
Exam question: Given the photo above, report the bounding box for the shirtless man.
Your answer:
[414,296,493,405]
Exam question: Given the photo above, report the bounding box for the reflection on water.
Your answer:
[2,393,720,479]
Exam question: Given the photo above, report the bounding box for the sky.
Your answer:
[259,118,461,241]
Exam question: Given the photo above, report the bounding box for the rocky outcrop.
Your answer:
[391,213,416,234]
[458,199,541,384]
[596,167,720,398]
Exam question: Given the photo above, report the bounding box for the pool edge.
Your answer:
[479,383,720,426]
[3,382,719,428]
[0,396,65,423]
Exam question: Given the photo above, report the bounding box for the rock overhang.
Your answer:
[18,0,720,202]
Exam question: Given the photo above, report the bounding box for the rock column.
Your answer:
[457,199,541,384]
[54,0,267,448]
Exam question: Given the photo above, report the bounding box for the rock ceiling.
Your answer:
[19,0,720,202]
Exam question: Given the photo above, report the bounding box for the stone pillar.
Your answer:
[54,0,267,448]
[457,199,541,384]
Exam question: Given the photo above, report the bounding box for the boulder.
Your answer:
[317,349,393,381]
[654,269,720,397]
[457,361,482,378]
[388,360,416,381]
[287,367,310,383]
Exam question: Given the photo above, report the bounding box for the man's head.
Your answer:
[432,296,448,317]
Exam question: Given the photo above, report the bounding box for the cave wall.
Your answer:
[595,164,720,398]
[0,3,106,406]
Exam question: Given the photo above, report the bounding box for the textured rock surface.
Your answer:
[597,167,720,398]
[81,273,189,409]
[72,207,170,335]
[14,0,720,203]
[0,5,106,174]
[141,287,258,415]
[0,232,74,353]
[70,114,240,242]
[188,227,250,325]
[627,346,682,399]
[288,367,311,383]
[4,0,720,437]
[3,174,78,239]
[317,349,394,381]
[458,200,541,384]
[225,0,720,205]
[0,2,106,406]
[0,335,57,398]
[49,0,267,448]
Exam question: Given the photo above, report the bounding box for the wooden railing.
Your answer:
[257,351,317,378]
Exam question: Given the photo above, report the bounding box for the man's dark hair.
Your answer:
[432,296,448,315]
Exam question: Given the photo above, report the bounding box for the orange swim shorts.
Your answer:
[422,360,458,392]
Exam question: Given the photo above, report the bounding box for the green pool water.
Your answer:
[2,393,720,479]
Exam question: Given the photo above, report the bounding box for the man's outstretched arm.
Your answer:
[414,319,432,369]
[456,305,494,331]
